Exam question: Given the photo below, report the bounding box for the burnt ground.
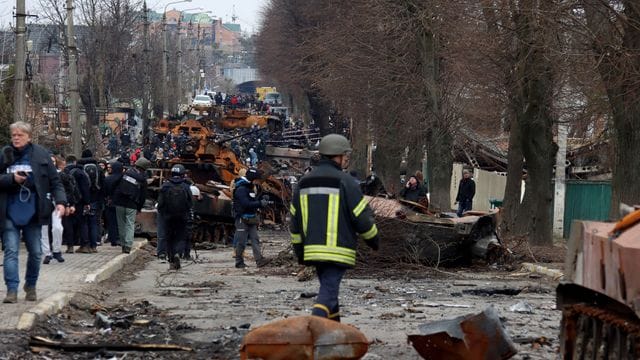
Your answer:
[0,232,564,359]
[0,247,240,360]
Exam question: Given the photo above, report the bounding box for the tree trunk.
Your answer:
[417,18,453,211]
[509,0,557,246]
[610,113,640,217]
[500,115,523,234]
[583,0,640,218]
[306,90,332,135]
[426,128,453,211]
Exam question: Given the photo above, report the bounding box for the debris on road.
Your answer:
[240,316,369,360]
[407,306,517,359]
[461,287,522,296]
[29,335,193,352]
[363,196,511,268]
[509,301,534,314]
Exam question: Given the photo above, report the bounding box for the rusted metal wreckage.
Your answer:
[134,117,293,243]
[557,205,640,359]
[408,307,517,360]
[364,196,508,266]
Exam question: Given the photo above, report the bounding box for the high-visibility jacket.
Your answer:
[289,159,379,267]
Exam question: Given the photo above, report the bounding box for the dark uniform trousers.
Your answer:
[164,216,187,261]
[312,264,347,322]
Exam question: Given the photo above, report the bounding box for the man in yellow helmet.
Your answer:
[289,134,379,322]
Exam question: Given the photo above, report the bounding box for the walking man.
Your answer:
[157,165,192,270]
[289,134,379,322]
[233,168,269,269]
[113,157,149,254]
[0,122,67,303]
[455,169,476,217]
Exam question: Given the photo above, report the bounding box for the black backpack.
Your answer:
[162,183,191,218]
[60,171,81,205]
[84,163,101,190]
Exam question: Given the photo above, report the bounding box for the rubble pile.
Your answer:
[27,297,239,359]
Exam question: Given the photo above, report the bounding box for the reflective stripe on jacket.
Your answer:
[289,159,378,267]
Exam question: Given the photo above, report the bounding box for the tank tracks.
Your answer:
[560,303,640,359]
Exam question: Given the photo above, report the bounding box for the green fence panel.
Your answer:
[563,180,611,238]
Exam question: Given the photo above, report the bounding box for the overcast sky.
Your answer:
[0,0,267,33]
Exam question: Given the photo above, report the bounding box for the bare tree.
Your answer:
[581,0,640,217]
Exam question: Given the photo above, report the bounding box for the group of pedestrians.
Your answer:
[0,121,153,304]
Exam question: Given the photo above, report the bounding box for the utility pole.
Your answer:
[142,1,150,140]
[161,12,168,118]
[175,16,182,115]
[67,0,81,156]
[553,123,569,238]
[162,0,192,119]
[14,0,27,122]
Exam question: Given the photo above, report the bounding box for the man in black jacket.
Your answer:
[455,169,476,217]
[103,161,123,246]
[62,155,91,253]
[290,134,379,322]
[157,164,192,270]
[0,121,66,303]
[232,168,269,269]
[113,157,149,254]
[78,149,106,252]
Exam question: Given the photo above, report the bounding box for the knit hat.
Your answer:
[135,157,152,171]
[81,149,93,158]
[245,168,261,182]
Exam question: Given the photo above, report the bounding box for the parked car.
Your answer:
[192,95,213,110]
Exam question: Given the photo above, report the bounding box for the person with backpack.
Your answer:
[157,164,193,270]
[62,155,91,254]
[103,160,123,247]
[113,157,150,254]
[0,122,67,303]
[78,149,106,253]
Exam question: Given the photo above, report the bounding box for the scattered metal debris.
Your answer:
[408,306,517,359]
[240,316,369,360]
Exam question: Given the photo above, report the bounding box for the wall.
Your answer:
[450,163,508,211]
[563,180,612,238]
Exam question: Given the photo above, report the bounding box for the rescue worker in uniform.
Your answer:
[289,134,379,322]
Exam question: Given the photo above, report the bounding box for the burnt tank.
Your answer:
[138,118,292,243]
[557,205,640,359]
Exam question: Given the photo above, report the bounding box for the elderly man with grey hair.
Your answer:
[0,121,67,303]
[455,169,476,217]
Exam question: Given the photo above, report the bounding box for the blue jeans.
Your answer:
[3,219,42,292]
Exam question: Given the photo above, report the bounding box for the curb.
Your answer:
[521,262,564,280]
[16,240,148,331]
[85,240,148,283]
[17,292,73,330]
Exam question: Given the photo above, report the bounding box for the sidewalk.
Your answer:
[0,239,146,330]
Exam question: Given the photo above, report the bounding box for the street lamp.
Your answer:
[162,0,192,118]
